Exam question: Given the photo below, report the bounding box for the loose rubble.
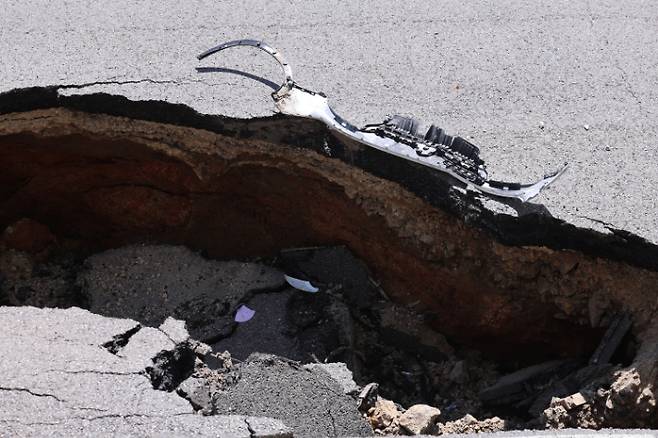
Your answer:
[398,404,442,435]
[367,397,402,434]
[543,369,657,429]
[1,240,657,435]
[437,414,507,435]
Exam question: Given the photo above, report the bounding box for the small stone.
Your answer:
[367,397,401,431]
[398,403,441,435]
[583,124,590,130]
[191,340,212,357]
[539,121,545,129]
[559,392,587,410]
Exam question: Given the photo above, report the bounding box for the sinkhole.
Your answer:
[0,96,656,429]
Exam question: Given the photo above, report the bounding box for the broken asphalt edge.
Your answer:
[1,86,658,273]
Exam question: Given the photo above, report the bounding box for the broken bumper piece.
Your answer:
[198,39,567,202]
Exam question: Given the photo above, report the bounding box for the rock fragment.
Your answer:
[210,354,372,437]
[558,392,587,410]
[367,397,401,434]
[398,403,441,435]
[304,362,359,395]
[177,356,240,414]
[79,244,285,342]
[437,414,507,434]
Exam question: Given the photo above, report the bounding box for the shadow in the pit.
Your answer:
[491,196,554,218]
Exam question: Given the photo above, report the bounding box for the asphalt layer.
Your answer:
[210,354,373,438]
[0,306,293,437]
[80,244,285,343]
[1,1,657,241]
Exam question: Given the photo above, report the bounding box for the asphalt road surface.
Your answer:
[1,1,657,241]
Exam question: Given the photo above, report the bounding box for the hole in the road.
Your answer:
[1,240,627,423]
[0,108,654,430]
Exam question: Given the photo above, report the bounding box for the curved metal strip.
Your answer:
[479,164,568,202]
[197,39,294,98]
[197,39,566,203]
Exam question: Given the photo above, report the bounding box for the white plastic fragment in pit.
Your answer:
[284,274,319,293]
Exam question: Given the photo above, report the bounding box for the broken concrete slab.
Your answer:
[212,289,304,361]
[304,362,360,395]
[79,244,285,343]
[398,404,442,435]
[366,397,401,434]
[209,354,373,437]
[0,306,291,437]
[159,316,191,344]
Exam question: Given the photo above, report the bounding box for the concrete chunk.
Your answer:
[398,403,441,435]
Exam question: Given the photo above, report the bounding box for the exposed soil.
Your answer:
[0,98,657,433]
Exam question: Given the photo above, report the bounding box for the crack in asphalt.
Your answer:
[54,369,144,376]
[56,78,215,90]
[614,63,645,113]
[327,409,338,437]
[0,386,66,402]
[244,417,256,438]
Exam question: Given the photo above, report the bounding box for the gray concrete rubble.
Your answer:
[2,240,657,434]
[0,306,293,437]
[0,305,376,437]
[202,354,373,437]
[304,363,360,395]
[79,244,286,343]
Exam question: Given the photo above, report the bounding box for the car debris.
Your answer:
[197,39,567,202]
[277,245,382,310]
[589,313,632,365]
[283,274,319,293]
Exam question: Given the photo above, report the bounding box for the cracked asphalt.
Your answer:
[0,306,293,437]
[1,0,657,241]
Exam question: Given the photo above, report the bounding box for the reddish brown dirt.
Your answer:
[1,108,657,369]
